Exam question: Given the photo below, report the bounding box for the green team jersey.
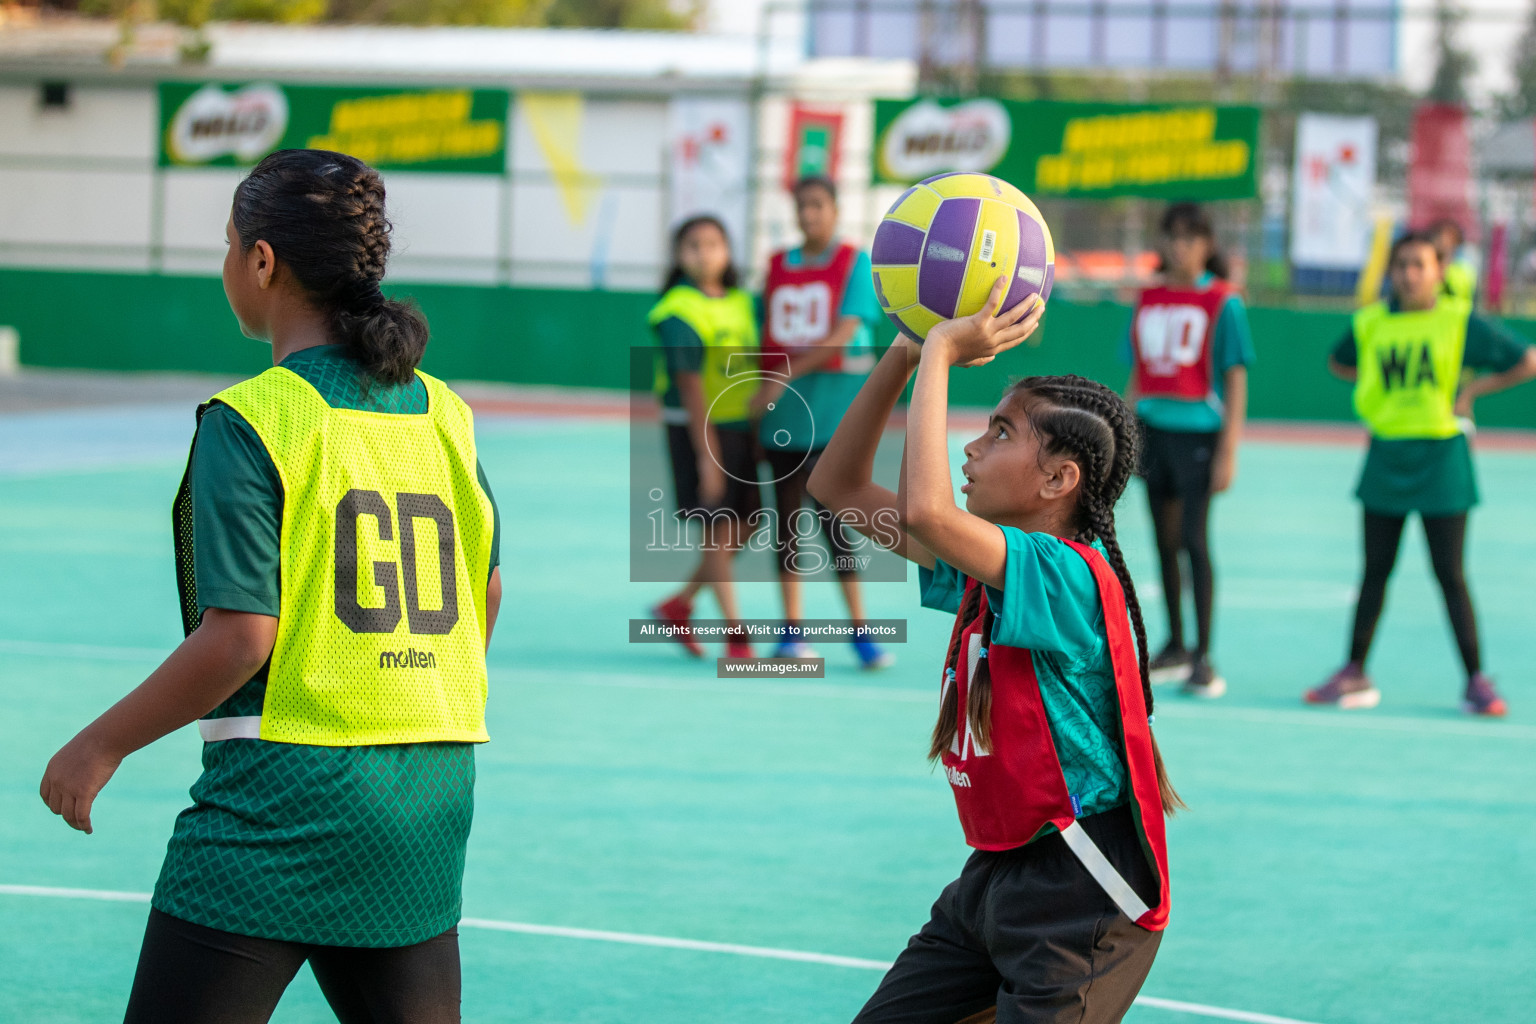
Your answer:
[1332,312,1529,515]
[919,530,1128,819]
[152,344,501,947]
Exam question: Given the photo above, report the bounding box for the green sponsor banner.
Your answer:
[873,97,1259,200]
[158,82,510,173]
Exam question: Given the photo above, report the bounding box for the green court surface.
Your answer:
[2,408,1534,1024]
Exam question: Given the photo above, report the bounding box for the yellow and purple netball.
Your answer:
[871,172,1054,343]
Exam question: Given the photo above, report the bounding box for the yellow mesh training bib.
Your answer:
[212,367,494,746]
[1352,299,1467,440]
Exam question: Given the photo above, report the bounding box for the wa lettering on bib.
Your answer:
[175,367,495,747]
[1351,300,1467,439]
[1132,284,1234,402]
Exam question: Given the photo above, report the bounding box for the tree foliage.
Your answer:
[1499,0,1536,118]
[72,0,698,28]
[1427,0,1476,106]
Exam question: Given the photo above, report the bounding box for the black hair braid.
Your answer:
[998,374,1185,814]
[232,149,428,386]
[929,580,984,761]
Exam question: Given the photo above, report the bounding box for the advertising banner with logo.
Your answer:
[158,82,510,173]
[873,97,1259,200]
[1289,113,1377,293]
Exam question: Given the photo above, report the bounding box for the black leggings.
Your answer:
[763,447,859,578]
[1349,511,1481,675]
[1148,489,1214,656]
[123,908,461,1024]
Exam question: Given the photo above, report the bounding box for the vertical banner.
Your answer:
[1408,103,1473,236]
[1486,222,1508,312]
[1290,112,1378,294]
[668,98,752,263]
[784,104,844,192]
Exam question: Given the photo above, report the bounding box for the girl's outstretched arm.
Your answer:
[807,336,935,567]
[904,279,1044,590]
[40,608,277,834]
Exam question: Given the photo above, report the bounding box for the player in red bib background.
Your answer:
[811,279,1179,1024]
[750,176,892,669]
[1124,203,1254,699]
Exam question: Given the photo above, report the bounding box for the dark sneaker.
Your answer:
[1304,664,1381,709]
[1463,673,1508,717]
[1181,657,1227,699]
[1149,642,1194,684]
[650,596,704,658]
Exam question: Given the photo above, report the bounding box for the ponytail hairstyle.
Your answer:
[927,374,1185,816]
[661,214,740,294]
[1159,200,1229,281]
[231,149,428,386]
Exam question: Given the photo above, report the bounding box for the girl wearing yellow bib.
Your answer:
[648,215,762,659]
[39,150,501,1023]
[1307,232,1535,715]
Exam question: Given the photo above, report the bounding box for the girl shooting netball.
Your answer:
[810,277,1177,1024]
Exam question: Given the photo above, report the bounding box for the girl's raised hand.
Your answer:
[924,277,1045,368]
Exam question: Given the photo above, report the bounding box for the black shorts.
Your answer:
[1138,424,1219,501]
[667,423,763,520]
[851,804,1162,1024]
[762,446,861,577]
[124,908,461,1024]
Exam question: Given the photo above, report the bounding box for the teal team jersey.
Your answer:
[760,247,886,453]
[153,344,501,947]
[918,528,1129,818]
[1122,274,1255,433]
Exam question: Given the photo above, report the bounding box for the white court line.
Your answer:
[0,883,1328,1024]
[458,917,891,970]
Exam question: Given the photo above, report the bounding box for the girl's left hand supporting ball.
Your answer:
[926,278,1045,368]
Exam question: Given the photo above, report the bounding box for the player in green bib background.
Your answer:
[1307,232,1535,715]
[647,215,763,660]
[39,150,502,1023]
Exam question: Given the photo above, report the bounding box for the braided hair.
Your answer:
[231,149,428,385]
[927,374,1184,815]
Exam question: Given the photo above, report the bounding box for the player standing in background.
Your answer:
[751,176,893,668]
[39,149,500,1022]
[1307,231,1536,714]
[648,215,761,660]
[1125,202,1253,699]
[1427,218,1478,307]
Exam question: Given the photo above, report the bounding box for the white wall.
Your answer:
[0,85,156,270]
